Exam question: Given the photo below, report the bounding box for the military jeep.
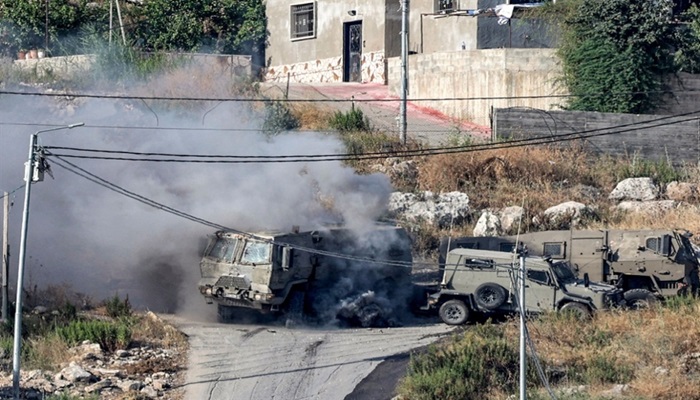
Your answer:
[425,248,625,325]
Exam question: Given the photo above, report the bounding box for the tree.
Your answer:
[557,0,676,114]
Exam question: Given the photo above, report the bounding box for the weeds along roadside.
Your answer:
[0,289,187,376]
[397,296,700,400]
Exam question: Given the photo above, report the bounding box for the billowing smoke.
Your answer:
[0,65,396,321]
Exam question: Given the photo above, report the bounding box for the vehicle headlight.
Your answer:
[254,293,262,301]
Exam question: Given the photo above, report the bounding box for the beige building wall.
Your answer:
[265,0,394,83]
[408,0,479,54]
[388,48,566,127]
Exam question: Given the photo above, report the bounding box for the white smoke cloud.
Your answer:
[0,75,394,318]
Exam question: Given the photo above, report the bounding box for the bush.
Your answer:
[398,324,540,400]
[105,294,132,319]
[56,320,131,352]
[262,100,300,135]
[329,104,371,132]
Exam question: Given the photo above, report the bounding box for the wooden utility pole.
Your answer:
[2,192,9,323]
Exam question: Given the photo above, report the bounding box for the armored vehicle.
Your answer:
[440,229,700,307]
[198,224,413,326]
[426,248,624,325]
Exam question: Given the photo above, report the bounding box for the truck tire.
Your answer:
[624,289,658,309]
[474,283,507,310]
[439,299,470,325]
[217,304,236,322]
[560,302,592,320]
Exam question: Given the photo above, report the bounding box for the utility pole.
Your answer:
[399,0,409,145]
[114,0,126,46]
[13,123,84,400]
[2,192,9,323]
[518,242,528,400]
[109,0,113,45]
[45,0,49,53]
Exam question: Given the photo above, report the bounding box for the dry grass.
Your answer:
[501,299,700,399]
[131,312,188,351]
[290,103,335,130]
[25,334,70,370]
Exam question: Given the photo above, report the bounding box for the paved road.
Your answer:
[261,82,491,146]
[166,312,453,400]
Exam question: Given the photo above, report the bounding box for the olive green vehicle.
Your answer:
[198,225,413,325]
[426,248,625,325]
[440,229,700,307]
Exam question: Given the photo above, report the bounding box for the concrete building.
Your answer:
[263,0,556,84]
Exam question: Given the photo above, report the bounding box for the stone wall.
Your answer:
[264,51,386,84]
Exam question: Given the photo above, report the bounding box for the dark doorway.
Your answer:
[343,21,362,82]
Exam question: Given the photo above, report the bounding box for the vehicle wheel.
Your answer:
[559,302,592,320]
[217,304,236,322]
[439,299,470,325]
[474,283,507,310]
[624,289,658,310]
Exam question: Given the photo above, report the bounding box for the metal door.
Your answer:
[343,21,362,82]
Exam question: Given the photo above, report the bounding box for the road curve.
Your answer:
[166,314,453,400]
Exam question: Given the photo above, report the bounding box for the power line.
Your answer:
[42,111,700,164]
[0,185,25,200]
[1,89,696,103]
[47,156,415,269]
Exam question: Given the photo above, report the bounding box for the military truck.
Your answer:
[197,224,413,326]
[440,229,700,307]
[425,248,625,325]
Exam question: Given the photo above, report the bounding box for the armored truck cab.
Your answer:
[427,248,624,325]
[198,224,413,324]
[440,229,699,306]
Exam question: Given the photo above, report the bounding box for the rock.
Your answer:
[541,201,592,227]
[665,181,699,202]
[115,349,131,358]
[387,191,470,228]
[59,362,94,383]
[70,342,103,361]
[32,306,48,314]
[473,210,501,237]
[152,378,169,390]
[117,379,143,392]
[372,158,419,188]
[85,378,112,393]
[600,384,630,397]
[615,200,677,216]
[141,385,159,398]
[499,206,525,233]
[654,366,669,376]
[609,177,659,201]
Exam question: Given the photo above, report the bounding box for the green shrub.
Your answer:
[398,324,540,400]
[615,156,683,184]
[329,104,371,132]
[105,294,132,319]
[262,100,300,135]
[56,320,131,352]
[579,352,634,384]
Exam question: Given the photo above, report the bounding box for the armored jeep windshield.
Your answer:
[551,261,577,283]
[207,237,239,262]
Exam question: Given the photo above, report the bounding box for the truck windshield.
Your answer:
[241,241,272,264]
[678,233,700,266]
[551,261,577,283]
[208,237,238,262]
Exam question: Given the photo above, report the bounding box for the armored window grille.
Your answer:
[499,243,516,253]
[465,258,494,269]
[543,242,565,258]
[291,3,316,40]
[434,0,456,13]
[646,237,661,253]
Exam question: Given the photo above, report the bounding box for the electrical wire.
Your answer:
[1,89,696,103]
[42,111,700,164]
[0,185,25,200]
[47,156,416,269]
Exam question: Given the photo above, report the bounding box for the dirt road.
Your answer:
[168,313,453,400]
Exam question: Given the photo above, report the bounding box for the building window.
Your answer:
[435,0,456,13]
[291,3,316,40]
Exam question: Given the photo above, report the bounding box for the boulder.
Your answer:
[541,201,592,227]
[388,191,470,228]
[472,210,501,237]
[609,177,659,201]
[615,200,677,215]
[59,362,94,383]
[499,206,525,233]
